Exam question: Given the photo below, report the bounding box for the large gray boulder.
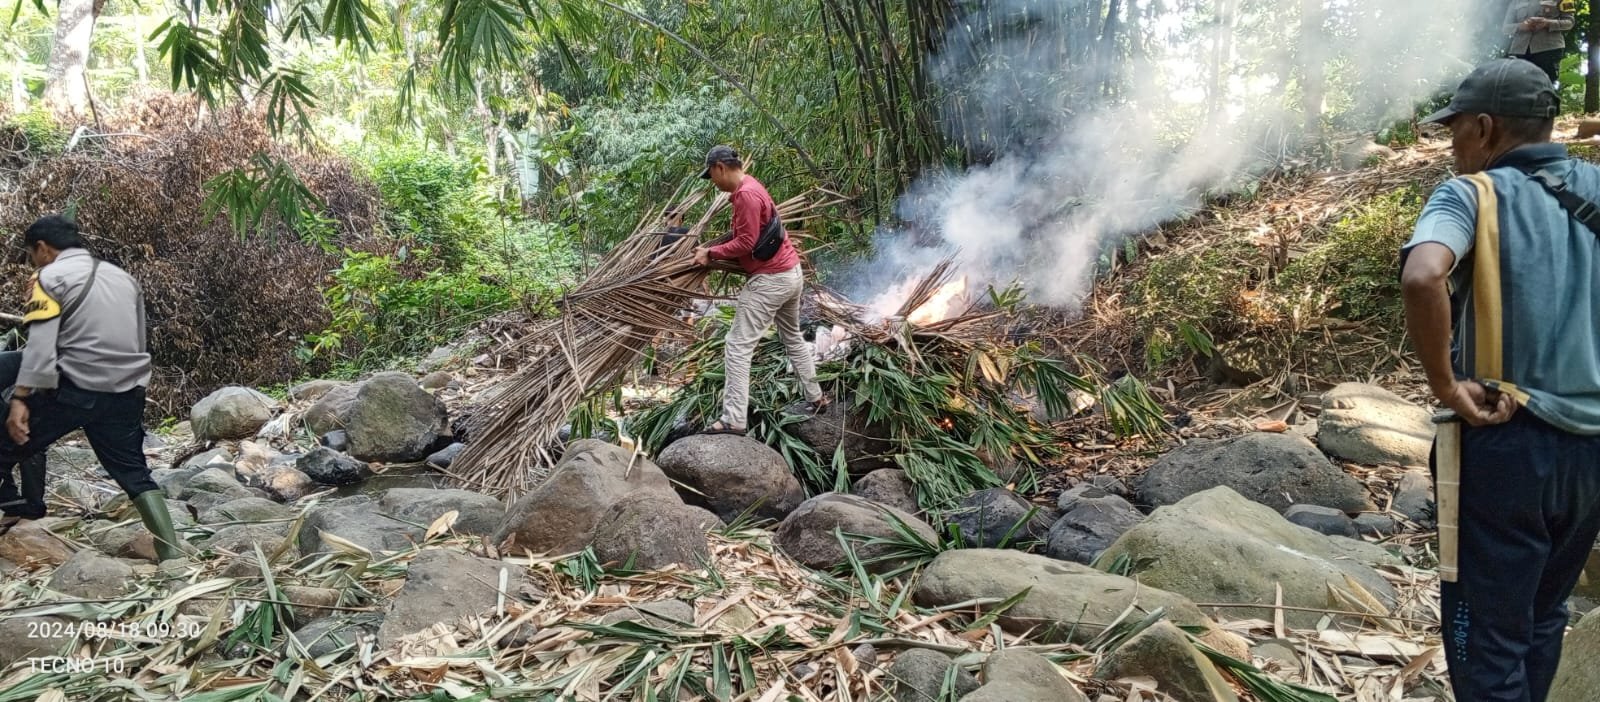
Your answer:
[191,386,279,441]
[494,440,676,554]
[655,434,806,522]
[378,549,527,647]
[913,549,1240,655]
[1094,487,1400,628]
[1550,610,1600,702]
[592,493,723,570]
[301,496,414,555]
[1045,487,1143,564]
[788,399,893,474]
[961,650,1087,702]
[775,493,938,574]
[345,372,450,463]
[302,382,361,436]
[852,469,920,514]
[47,549,138,599]
[1095,620,1240,702]
[1138,432,1372,514]
[943,488,1053,548]
[1316,382,1433,466]
[378,488,504,537]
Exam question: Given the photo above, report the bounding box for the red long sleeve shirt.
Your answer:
[707,175,799,275]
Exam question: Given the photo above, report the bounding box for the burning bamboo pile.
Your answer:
[448,187,845,498]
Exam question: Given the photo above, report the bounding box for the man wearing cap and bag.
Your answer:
[691,145,830,435]
[1401,59,1600,701]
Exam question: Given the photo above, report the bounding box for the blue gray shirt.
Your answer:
[1403,143,1600,435]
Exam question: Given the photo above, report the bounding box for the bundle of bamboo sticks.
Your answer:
[448,186,844,498]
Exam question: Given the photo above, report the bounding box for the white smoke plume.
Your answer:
[845,0,1495,316]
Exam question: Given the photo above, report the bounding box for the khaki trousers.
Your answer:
[720,266,823,428]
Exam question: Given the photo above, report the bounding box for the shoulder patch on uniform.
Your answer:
[1562,0,1576,13]
[22,273,60,323]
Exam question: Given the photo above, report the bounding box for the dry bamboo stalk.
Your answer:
[450,191,843,498]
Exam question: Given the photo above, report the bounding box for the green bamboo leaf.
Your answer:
[322,0,380,48]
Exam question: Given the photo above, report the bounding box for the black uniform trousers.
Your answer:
[0,351,156,516]
[0,350,45,517]
[1511,49,1564,84]
[1438,411,1600,702]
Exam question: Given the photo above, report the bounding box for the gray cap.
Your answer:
[699,145,739,179]
[1422,58,1559,125]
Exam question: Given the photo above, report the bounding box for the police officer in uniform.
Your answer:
[1505,0,1576,85]
[0,215,185,560]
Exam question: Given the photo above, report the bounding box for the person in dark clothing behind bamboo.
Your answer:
[1505,0,1575,84]
[0,215,187,560]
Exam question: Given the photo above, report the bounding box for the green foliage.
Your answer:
[627,306,1155,511]
[524,91,744,248]
[1375,119,1418,148]
[1560,52,1586,115]
[2,106,68,155]
[1273,187,1423,326]
[360,144,497,268]
[1135,187,1424,375]
[312,250,516,364]
[202,152,336,248]
[1133,240,1257,369]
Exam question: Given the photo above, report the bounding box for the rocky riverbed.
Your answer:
[4,365,1596,701]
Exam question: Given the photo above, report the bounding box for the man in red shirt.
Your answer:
[692,145,830,433]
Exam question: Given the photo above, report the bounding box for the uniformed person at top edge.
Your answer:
[0,215,186,560]
[1505,0,1576,85]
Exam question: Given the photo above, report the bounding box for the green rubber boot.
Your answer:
[131,490,187,562]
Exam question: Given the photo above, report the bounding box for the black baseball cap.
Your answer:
[1422,58,1560,125]
[699,145,739,179]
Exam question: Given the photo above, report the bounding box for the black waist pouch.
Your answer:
[751,213,786,261]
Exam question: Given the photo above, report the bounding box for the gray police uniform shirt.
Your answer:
[1401,143,1600,436]
[19,248,151,393]
[1506,0,1575,55]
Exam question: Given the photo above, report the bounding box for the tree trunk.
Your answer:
[1587,5,1599,114]
[42,0,102,114]
[133,15,149,86]
[1301,0,1326,141]
[1099,0,1123,96]
[10,46,27,112]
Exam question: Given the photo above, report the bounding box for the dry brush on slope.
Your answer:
[0,96,382,417]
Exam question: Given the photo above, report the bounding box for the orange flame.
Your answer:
[907,277,969,325]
